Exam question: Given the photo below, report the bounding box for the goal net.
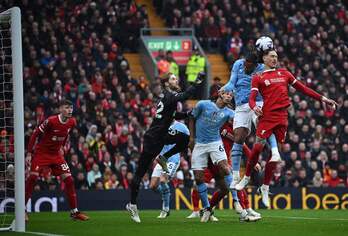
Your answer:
[0,7,24,232]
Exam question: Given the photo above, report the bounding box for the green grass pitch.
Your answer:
[3,210,348,236]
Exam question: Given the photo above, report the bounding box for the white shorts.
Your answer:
[191,141,227,170]
[151,161,180,178]
[233,101,263,131]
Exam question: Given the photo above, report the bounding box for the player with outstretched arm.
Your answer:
[236,49,337,207]
[127,72,205,223]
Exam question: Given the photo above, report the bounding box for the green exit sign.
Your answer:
[145,38,192,51]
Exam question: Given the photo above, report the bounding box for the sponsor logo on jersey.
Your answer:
[265,80,271,86]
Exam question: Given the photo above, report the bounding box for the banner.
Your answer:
[1,188,347,213]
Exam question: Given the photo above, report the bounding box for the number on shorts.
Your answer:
[219,145,224,152]
[61,163,70,171]
[168,127,177,136]
[155,101,164,119]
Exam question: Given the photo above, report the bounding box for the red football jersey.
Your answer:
[28,115,76,155]
[251,68,296,114]
[220,121,233,165]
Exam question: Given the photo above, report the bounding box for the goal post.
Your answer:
[0,7,25,232]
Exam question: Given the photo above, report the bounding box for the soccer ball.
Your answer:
[255,36,274,52]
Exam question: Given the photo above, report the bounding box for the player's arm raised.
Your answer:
[221,60,239,93]
[171,72,206,103]
[288,72,338,110]
[249,75,263,116]
[188,101,203,150]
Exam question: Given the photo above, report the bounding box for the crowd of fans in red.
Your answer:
[0,0,347,192]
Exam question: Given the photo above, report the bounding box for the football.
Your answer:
[255,36,274,52]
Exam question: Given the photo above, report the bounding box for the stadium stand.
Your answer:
[0,0,347,191]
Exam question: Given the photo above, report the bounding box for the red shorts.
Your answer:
[256,114,288,143]
[31,152,70,176]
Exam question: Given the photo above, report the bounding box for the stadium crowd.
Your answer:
[0,0,347,193]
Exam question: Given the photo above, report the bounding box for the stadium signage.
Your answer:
[175,188,348,210]
[145,38,192,51]
[1,188,347,212]
[0,197,58,213]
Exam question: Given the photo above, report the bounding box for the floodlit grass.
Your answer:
[3,210,348,236]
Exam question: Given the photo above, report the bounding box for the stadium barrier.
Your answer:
[1,188,347,213]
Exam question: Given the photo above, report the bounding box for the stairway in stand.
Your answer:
[135,0,168,36]
[207,54,231,85]
[124,53,145,79]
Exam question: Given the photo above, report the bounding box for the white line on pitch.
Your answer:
[24,231,67,236]
[265,215,348,221]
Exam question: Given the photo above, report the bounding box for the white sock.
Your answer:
[261,184,269,191]
[71,208,78,213]
[244,176,251,181]
[233,171,240,180]
[163,207,169,212]
[271,147,280,156]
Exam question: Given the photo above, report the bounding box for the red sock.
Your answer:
[242,144,252,160]
[25,174,38,204]
[263,161,277,185]
[245,143,264,177]
[63,176,77,210]
[209,190,226,208]
[191,189,200,211]
[237,189,250,209]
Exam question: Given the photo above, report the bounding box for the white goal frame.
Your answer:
[0,7,25,232]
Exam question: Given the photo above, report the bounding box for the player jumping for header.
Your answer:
[25,100,89,221]
[127,72,205,223]
[189,90,236,222]
[236,49,337,207]
[221,50,281,190]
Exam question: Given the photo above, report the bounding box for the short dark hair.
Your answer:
[59,99,73,107]
[245,49,258,64]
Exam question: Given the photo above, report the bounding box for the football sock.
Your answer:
[232,190,238,201]
[245,143,264,177]
[25,174,38,204]
[231,143,243,172]
[268,134,280,157]
[242,144,252,160]
[156,185,162,193]
[264,161,277,185]
[63,175,77,210]
[224,173,232,187]
[191,189,200,211]
[197,183,210,209]
[237,189,250,209]
[160,182,170,211]
[209,190,226,208]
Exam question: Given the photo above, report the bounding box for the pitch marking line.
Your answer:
[24,231,67,236]
[266,215,348,221]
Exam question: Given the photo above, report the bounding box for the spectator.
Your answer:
[87,164,102,187]
[185,48,205,84]
[324,170,345,187]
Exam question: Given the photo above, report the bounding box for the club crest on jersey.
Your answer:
[264,80,271,86]
[278,71,282,76]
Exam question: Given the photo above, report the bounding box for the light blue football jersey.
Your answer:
[192,100,234,144]
[159,121,190,163]
[223,59,264,106]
